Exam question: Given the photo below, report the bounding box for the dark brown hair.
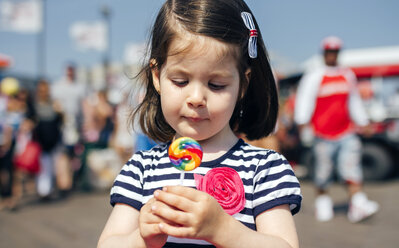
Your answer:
[132,0,278,142]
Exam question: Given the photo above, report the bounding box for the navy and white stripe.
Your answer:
[110,139,302,247]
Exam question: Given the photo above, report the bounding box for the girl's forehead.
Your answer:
[167,32,239,62]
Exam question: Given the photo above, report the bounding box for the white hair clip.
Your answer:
[241,12,258,59]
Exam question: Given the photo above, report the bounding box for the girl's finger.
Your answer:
[151,200,191,226]
[141,199,174,224]
[153,188,196,212]
[161,185,205,202]
[141,210,164,224]
[141,223,163,236]
[158,222,197,239]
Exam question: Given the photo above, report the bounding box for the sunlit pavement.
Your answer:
[296,179,399,248]
[0,179,398,247]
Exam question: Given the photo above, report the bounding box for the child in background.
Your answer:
[98,0,301,247]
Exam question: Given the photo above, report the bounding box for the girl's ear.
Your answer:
[245,68,251,83]
[150,59,161,93]
[240,68,251,99]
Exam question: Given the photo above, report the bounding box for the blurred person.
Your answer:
[294,36,379,222]
[0,78,19,210]
[81,89,114,147]
[13,117,38,204]
[32,79,63,200]
[0,79,36,210]
[16,87,36,121]
[51,64,85,147]
[0,123,14,210]
[109,91,135,163]
[276,88,302,166]
[79,89,114,191]
[51,63,86,194]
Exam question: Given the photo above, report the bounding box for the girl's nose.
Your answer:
[187,84,206,108]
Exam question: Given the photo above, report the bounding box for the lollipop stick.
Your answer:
[180,172,185,186]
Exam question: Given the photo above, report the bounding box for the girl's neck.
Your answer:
[199,130,239,162]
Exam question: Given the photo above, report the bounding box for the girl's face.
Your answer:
[152,35,241,144]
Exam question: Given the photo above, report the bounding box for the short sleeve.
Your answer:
[252,151,302,217]
[110,152,145,210]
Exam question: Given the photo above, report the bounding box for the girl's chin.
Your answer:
[174,130,210,141]
[175,133,205,140]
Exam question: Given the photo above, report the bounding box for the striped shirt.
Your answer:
[110,139,302,247]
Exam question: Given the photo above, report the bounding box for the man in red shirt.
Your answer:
[294,36,379,222]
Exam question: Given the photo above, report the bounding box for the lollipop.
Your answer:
[168,137,203,171]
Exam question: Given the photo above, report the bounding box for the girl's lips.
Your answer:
[185,116,205,122]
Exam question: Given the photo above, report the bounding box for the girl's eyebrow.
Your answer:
[166,66,234,79]
[165,66,190,76]
[209,70,235,79]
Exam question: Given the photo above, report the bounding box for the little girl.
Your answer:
[98,0,302,247]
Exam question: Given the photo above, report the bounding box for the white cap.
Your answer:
[321,36,343,50]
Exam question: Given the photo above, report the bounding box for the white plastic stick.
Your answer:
[180,172,185,186]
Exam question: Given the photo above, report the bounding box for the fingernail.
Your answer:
[154,190,159,197]
[159,223,164,229]
[163,187,168,191]
[151,205,156,211]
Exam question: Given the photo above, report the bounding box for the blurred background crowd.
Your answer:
[0,62,158,210]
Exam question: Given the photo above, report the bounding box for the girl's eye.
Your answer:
[172,80,188,87]
[209,82,225,90]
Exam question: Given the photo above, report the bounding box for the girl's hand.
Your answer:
[152,185,229,242]
[139,197,168,248]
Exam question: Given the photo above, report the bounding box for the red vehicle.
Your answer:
[278,45,399,181]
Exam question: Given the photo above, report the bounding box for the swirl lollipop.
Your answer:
[168,137,203,171]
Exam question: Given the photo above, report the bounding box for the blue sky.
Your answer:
[0,0,398,80]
